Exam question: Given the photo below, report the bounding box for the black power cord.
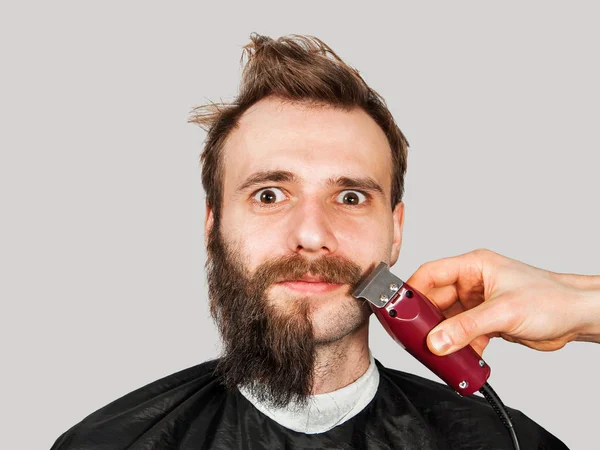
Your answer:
[479,382,520,450]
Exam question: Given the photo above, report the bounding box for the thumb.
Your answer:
[427,303,500,356]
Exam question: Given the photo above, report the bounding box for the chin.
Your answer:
[309,295,371,344]
[268,285,371,343]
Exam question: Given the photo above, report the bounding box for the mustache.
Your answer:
[251,253,364,291]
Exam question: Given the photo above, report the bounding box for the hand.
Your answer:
[405,248,600,357]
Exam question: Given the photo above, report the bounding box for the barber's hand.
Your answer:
[405,249,600,357]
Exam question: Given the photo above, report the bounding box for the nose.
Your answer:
[286,199,338,257]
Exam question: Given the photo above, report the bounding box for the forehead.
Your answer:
[222,97,392,196]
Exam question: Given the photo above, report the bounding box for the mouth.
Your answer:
[276,276,345,294]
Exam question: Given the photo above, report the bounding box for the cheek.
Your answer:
[220,207,286,270]
[336,216,394,261]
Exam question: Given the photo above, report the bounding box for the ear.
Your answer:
[204,201,214,248]
[389,202,405,266]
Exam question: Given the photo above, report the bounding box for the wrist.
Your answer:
[575,289,600,343]
[557,273,600,343]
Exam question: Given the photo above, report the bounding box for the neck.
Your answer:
[310,320,371,394]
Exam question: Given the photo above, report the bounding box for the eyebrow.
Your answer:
[235,170,385,197]
[327,176,385,196]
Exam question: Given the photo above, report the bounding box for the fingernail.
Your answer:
[429,330,452,354]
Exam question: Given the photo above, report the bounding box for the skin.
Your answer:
[205,96,404,394]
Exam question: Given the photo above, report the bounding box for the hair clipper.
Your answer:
[352,262,491,396]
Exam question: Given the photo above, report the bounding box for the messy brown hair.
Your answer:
[189,33,409,225]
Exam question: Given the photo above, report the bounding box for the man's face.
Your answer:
[205,96,404,406]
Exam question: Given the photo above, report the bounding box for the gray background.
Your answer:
[2,2,599,449]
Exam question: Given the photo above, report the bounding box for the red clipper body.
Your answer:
[352,262,491,396]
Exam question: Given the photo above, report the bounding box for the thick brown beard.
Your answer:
[206,223,364,409]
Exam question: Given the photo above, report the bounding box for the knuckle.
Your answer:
[473,248,490,257]
[453,314,479,341]
[415,261,434,283]
[418,261,432,272]
[495,300,519,331]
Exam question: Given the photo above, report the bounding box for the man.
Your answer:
[51,33,571,449]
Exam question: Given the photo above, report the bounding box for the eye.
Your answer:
[336,190,367,206]
[252,187,287,205]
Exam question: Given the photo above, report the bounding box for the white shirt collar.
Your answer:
[238,351,380,434]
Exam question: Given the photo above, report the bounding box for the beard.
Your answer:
[205,222,367,409]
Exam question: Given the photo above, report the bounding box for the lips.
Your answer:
[289,275,328,283]
[276,276,344,293]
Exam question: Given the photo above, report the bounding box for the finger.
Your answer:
[454,267,486,311]
[440,300,465,319]
[406,250,479,296]
[426,289,485,356]
[426,300,509,356]
[469,335,491,357]
[426,286,483,320]
[438,303,491,354]
[424,285,459,311]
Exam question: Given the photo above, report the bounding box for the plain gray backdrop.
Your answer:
[2,2,599,449]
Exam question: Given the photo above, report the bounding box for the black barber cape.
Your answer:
[51,358,568,449]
